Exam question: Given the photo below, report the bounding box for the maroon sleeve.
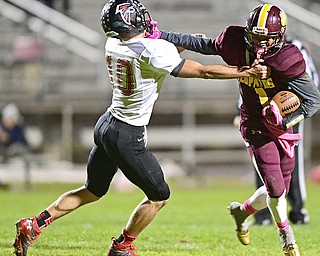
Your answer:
[266,44,306,79]
[214,26,248,66]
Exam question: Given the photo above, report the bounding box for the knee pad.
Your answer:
[264,171,286,198]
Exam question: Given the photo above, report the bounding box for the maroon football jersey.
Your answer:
[214,26,306,121]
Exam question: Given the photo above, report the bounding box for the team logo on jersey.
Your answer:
[238,77,275,89]
[116,3,135,26]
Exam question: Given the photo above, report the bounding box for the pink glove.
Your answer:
[256,48,266,60]
[145,19,162,39]
[262,102,283,128]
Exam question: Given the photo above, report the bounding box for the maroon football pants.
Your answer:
[240,120,295,198]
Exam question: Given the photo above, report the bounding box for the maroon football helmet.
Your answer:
[245,4,287,56]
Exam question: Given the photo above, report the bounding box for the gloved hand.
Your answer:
[262,102,283,128]
[256,47,267,60]
[145,19,162,39]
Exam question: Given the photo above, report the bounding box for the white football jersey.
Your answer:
[105,37,183,126]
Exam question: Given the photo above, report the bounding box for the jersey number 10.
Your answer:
[106,55,135,96]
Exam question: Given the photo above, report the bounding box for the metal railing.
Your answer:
[2,0,103,63]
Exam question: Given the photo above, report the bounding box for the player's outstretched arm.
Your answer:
[177,59,270,79]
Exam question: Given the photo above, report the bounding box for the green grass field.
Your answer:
[1,177,320,256]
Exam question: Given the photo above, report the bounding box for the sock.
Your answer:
[276,219,290,233]
[242,185,269,216]
[267,190,288,230]
[36,210,53,230]
[242,199,257,215]
[249,186,268,210]
[117,228,138,245]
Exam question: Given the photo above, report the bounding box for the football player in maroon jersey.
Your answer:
[152,3,320,255]
[253,36,319,226]
[235,36,319,226]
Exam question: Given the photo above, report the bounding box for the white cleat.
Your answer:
[279,227,300,256]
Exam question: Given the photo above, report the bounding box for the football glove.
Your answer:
[256,47,267,60]
[262,102,283,128]
[145,19,162,39]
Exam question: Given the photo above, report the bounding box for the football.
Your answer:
[270,91,301,117]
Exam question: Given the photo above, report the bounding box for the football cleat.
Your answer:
[13,217,41,256]
[228,202,250,245]
[253,208,272,226]
[278,227,300,256]
[283,243,300,256]
[107,238,138,256]
[289,208,310,225]
[252,217,272,226]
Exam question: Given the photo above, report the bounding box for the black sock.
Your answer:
[36,210,52,229]
[116,234,124,243]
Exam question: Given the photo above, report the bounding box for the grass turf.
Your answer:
[1,177,320,255]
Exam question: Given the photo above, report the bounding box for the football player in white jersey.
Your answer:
[12,1,269,256]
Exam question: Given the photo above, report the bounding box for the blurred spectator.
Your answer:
[0,103,29,162]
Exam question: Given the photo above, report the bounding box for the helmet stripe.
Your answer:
[258,4,272,28]
[280,10,287,26]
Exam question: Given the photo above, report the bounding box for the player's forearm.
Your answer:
[199,65,244,79]
[288,76,320,118]
[161,31,217,55]
[201,65,268,79]
[281,76,320,129]
[177,59,269,79]
[178,62,242,79]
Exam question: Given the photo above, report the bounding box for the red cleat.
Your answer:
[13,217,41,256]
[107,238,138,256]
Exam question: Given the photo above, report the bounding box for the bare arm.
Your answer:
[0,127,9,143]
[177,59,270,80]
